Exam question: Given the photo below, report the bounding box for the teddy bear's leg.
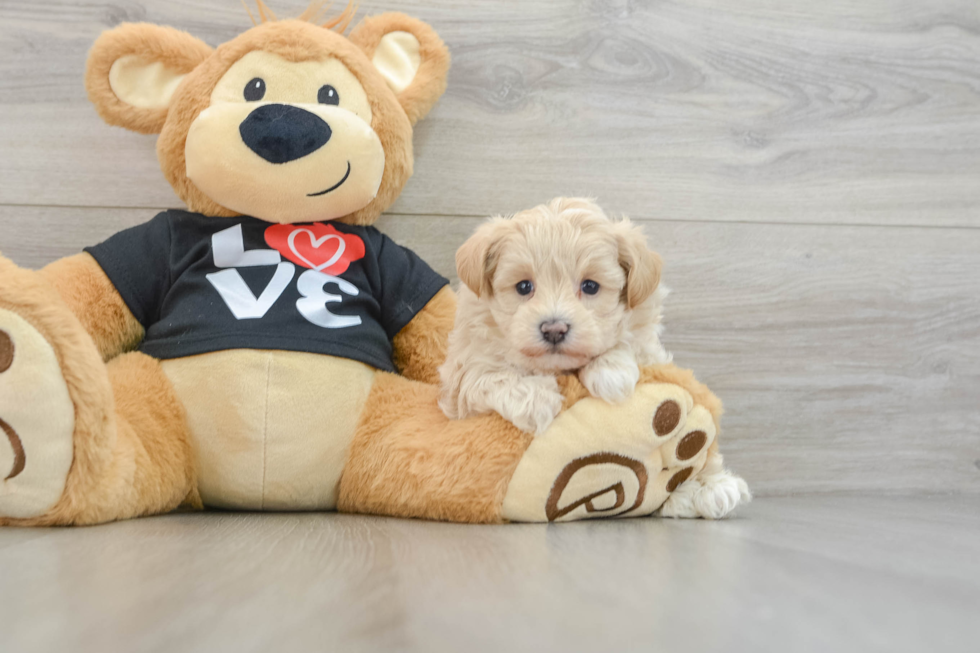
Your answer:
[337,371,533,523]
[88,352,200,524]
[338,364,743,523]
[0,261,197,526]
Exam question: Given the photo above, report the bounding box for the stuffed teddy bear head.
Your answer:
[85,1,449,226]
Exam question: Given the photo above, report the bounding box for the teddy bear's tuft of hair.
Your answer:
[241,0,359,33]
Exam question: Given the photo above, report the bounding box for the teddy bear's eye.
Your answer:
[516,280,534,296]
[244,78,266,101]
[581,280,600,295]
[318,85,340,105]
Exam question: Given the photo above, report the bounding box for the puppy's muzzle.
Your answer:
[539,319,570,345]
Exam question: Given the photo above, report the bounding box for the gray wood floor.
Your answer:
[0,496,978,653]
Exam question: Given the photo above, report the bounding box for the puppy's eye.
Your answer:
[244,78,266,101]
[318,85,340,105]
[581,280,600,295]
[516,280,534,296]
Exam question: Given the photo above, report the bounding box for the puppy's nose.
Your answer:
[239,103,332,164]
[539,320,569,345]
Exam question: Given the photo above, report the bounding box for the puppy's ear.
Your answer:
[616,220,662,308]
[86,23,212,134]
[456,218,509,298]
[349,13,450,125]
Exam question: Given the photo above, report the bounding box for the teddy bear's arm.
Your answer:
[391,285,457,384]
[39,253,144,360]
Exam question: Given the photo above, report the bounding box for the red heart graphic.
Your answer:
[265,223,365,274]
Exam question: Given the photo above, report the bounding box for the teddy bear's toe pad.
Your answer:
[0,309,75,519]
[660,404,715,469]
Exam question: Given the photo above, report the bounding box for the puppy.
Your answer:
[438,197,670,435]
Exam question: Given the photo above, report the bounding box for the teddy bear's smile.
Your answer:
[308,161,352,197]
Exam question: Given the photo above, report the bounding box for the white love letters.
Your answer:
[206,224,359,327]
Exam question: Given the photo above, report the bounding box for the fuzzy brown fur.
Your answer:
[100,352,199,520]
[0,259,197,526]
[40,253,144,361]
[348,12,451,126]
[392,285,456,384]
[338,371,533,523]
[0,258,115,526]
[85,23,213,135]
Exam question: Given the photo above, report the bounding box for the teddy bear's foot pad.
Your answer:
[0,308,75,519]
[501,382,715,522]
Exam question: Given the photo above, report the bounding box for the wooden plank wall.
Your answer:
[0,0,978,495]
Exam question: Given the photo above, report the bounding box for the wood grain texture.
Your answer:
[0,1,978,495]
[3,206,978,495]
[0,0,978,225]
[0,496,977,653]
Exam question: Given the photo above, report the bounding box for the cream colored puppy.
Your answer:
[439,197,670,434]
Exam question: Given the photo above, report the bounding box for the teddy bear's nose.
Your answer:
[239,103,332,164]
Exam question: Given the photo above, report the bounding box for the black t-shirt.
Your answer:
[84,210,448,372]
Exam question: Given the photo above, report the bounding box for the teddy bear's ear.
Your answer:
[85,23,212,135]
[349,13,450,126]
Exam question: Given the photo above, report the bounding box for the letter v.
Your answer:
[207,263,295,320]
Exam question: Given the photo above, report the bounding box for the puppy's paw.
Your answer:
[695,471,752,519]
[496,376,564,435]
[660,470,751,520]
[579,350,640,404]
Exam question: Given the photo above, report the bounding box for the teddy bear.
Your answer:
[0,2,747,526]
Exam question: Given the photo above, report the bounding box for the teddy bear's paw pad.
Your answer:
[639,403,716,516]
[501,382,699,522]
[659,404,715,470]
[652,397,684,438]
[542,453,649,522]
[0,309,75,520]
